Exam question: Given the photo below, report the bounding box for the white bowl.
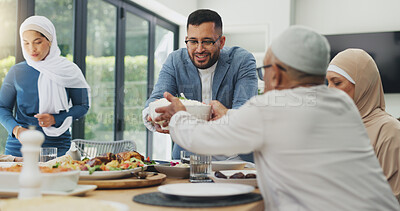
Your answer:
[148,98,211,129]
[154,163,190,178]
[0,170,80,192]
[211,161,247,171]
[210,170,258,187]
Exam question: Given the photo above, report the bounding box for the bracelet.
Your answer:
[14,126,23,139]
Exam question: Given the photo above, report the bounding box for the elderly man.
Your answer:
[154,26,399,210]
[143,9,258,161]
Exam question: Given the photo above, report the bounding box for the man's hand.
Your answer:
[154,92,186,126]
[154,124,170,134]
[34,113,56,127]
[210,100,228,121]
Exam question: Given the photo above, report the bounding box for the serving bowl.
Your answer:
[154,163,190,178]
[149,98,211,129]
[0,169,80,192]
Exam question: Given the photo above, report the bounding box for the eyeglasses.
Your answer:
[185,35,222,49]
[256,64,287,81]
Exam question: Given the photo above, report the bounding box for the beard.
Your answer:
[189,50,220,69]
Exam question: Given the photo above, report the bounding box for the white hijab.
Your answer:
[20,16,90,137]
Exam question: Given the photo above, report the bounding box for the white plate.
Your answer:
[158,183,254,197]
[154,163,189,178]
[0,185,97,198]
[210,170,258,187]
[211,161,247,171]
[79,166,146,180]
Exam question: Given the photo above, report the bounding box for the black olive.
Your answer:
[229,172,245,179]
[245,173,257,178]
[214,171,227,179]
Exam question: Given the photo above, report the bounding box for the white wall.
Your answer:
[197,0,292,40]
[154,0,198,18]
[294,0,400,117]
[151,0,293,65]
[385,94,400,119]
[294,0,400,35]
[134,0,400,117]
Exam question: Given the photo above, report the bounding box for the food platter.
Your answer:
[78,173,166,189]
[79,166,147,180]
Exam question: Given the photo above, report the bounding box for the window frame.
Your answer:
[16,0,179,157]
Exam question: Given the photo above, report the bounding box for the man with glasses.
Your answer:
[143,9,258,161]
[153,26,399,210]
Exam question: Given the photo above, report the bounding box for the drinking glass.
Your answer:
[40,147,57,162]
[180,151,191,164]
[189,154,212,183]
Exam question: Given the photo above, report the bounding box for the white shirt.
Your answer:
[169,85,399,211]
[142,62,242,161]
[197,62,217,104]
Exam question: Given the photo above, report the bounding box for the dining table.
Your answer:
[85,176,265,211]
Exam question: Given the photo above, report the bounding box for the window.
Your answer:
[0,0,17,154]
[152,25,175,160]
[35,0,74,57]
[1,0,179,158]
[123,12,149,155]
[85,0,117,141]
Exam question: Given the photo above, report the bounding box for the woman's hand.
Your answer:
[34,113,56,127]
[13,126,28,141]
[210,100,228,121]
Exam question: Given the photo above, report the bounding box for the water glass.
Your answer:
[180,151,191,164]
[189,154,212,183]
[40,147,57,162]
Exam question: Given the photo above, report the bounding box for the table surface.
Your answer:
[86,177,264,211]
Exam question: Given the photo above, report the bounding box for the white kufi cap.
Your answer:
[270,25,331,75]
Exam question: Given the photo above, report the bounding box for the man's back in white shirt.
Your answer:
[170,85,399,210]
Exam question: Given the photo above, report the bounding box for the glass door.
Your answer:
[123,12,149,156]
[152,25,176,160]
[35,0,74,58]
[84,0,117,141]
[0,0,17,154]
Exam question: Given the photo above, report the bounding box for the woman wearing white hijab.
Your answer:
[326,48,400,199]
[0,16,90,157]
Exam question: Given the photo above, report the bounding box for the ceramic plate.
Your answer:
[211,161,247,171]
[79,166,146,180]
[0,185,97,198]
[210,170,258,187]
[153,163,189,178]
[158,183,254,198]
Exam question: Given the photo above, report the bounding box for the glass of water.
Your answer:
[180,151,191,164]
[189,154,212,183]
[40,147,57,162]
